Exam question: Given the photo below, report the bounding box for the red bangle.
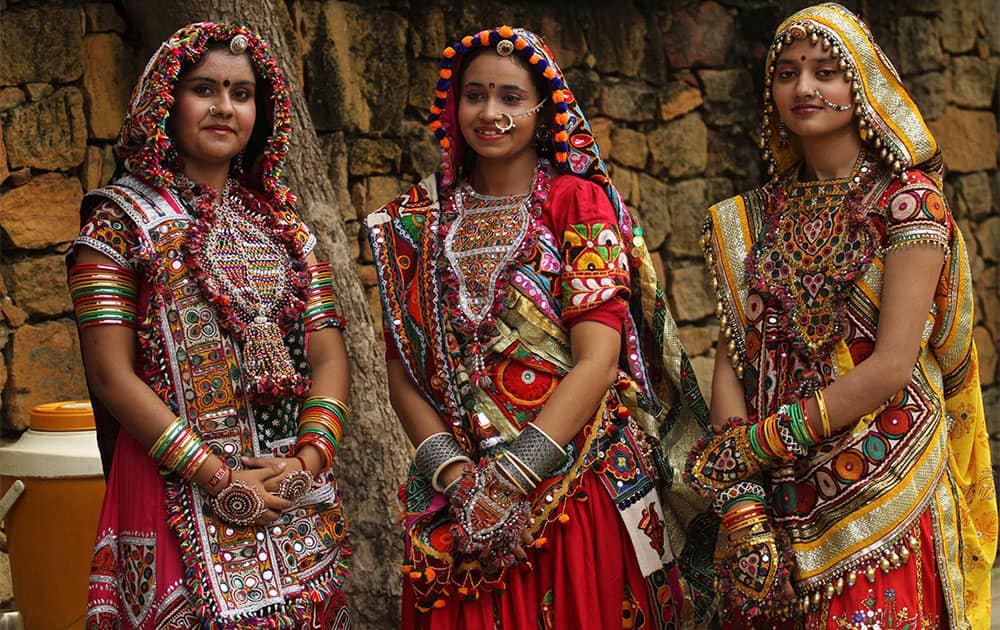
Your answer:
[294,455,309,474]
[207,461,229,490]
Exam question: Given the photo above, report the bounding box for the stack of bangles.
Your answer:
[294,395,349,472]
[68,263,139,330]
[748,400,821,464]
[493,424,566,495]
[304,262,348,333]
[148,416,216,483]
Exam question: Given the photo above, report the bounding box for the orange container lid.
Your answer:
[29,401,95,432]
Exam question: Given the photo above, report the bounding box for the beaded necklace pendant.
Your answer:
[181,176,310,403]
[439,161,550,386]
[747,153,880,370]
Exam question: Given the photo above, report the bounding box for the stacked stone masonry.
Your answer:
[0,0,996,610]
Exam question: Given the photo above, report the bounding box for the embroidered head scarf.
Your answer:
[760,3,942,184]
[117,21,294,207]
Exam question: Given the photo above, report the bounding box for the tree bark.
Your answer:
[120,2,408,627]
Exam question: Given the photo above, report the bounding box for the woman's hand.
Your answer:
[210,464,293,528]
[242,455,316,504]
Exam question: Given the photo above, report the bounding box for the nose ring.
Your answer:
[493,113,515,133]
[209,105,220,116]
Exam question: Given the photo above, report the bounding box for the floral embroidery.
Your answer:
[638,502,665,556]
[560,222,629,317]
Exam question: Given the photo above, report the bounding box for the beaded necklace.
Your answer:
[746,151,881,371]
[438,160,550,386]
[179,174,311,403]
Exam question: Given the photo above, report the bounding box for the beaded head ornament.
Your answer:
[116,22,294,208]
[760,3,941,184]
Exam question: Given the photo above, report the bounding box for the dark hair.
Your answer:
[455,47,554,177]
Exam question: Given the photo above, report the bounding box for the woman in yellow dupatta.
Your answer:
[685,3,996,628]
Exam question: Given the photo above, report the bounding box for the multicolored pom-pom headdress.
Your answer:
[760,3,941,185]
[117,22,294,207]
[429,26,613,190]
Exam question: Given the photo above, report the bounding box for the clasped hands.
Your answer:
[206,456,315,528]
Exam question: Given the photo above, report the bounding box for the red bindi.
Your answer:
[223,79,230,87]
[489,82,495,89]
[800,55,807,61]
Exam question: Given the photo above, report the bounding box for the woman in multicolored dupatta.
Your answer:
[686,3,996,628]
[69,23,351,628]
[367,25,712,630]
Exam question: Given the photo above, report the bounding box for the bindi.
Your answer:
[800,55,807,61]
[223,79,231,87]
[489,82,495,89]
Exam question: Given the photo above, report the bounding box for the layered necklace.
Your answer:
[746,151,880,374]
[439,160,550,386]
[178,174,311,404]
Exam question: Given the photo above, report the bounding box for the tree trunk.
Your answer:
[120,2,408,627]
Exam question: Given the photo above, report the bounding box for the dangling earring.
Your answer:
[778,121,789,147]
[231,150,245,175]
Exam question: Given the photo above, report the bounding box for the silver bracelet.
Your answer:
[506,424,566,483]
[414,432,470,492]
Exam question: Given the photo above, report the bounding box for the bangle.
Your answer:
[148,417,211,481]
[814,389,831,438]
[206,461,230,494]
[68,263,139,330]
[506,424,566,483]
[304,263,348,332]
[414,432,471,493]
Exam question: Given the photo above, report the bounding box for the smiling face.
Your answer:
[771,38,855,141]
[457,51,543,167]
[171,48,257,179]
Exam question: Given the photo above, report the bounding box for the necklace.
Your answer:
[439,161,550,386]
[178,174,311,403]
[746,152,880,372]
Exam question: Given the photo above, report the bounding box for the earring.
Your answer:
[231,150,245,175]
[535,124,552,143]
[778,121,788,147]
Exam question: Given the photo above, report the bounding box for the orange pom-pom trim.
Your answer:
[555,151,568,162]
[462,36,474,47]
[529,53,541,65]
[443,47,456,58]
[440,68,452,79]
[498,25,514,38]
[515,39,528,50]
[534,536,549,549]
[433,598,447,609]
[458,587,470,596]
[424,567,437,581]
[435,90,447,99]
[430,105,442,115]
[440,137,451,148]
[543,67,556,79]
[553,90,565,104]
[554,131,568,142]
[479,31,490,45]
[429,120,442,131]
[555,112,570,125]
[558,513,571,524]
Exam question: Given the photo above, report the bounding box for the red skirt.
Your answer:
[722,508,947,629]
[402,470,684,629]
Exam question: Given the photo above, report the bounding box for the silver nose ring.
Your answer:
[493,113,515,133]
[209,105,220,116]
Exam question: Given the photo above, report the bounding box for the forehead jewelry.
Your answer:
[814,88,851,111]
[493,95,549,133]
[229,34,248,55]
[496,39,515,56]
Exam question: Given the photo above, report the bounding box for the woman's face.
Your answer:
[457,52,542,166]
[171,48,257,175]
[771,38,855,141]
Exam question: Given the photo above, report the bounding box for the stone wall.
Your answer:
[0,0,996,610]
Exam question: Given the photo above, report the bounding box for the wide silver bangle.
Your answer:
[506,423,566,483]
[414,432,471,492]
